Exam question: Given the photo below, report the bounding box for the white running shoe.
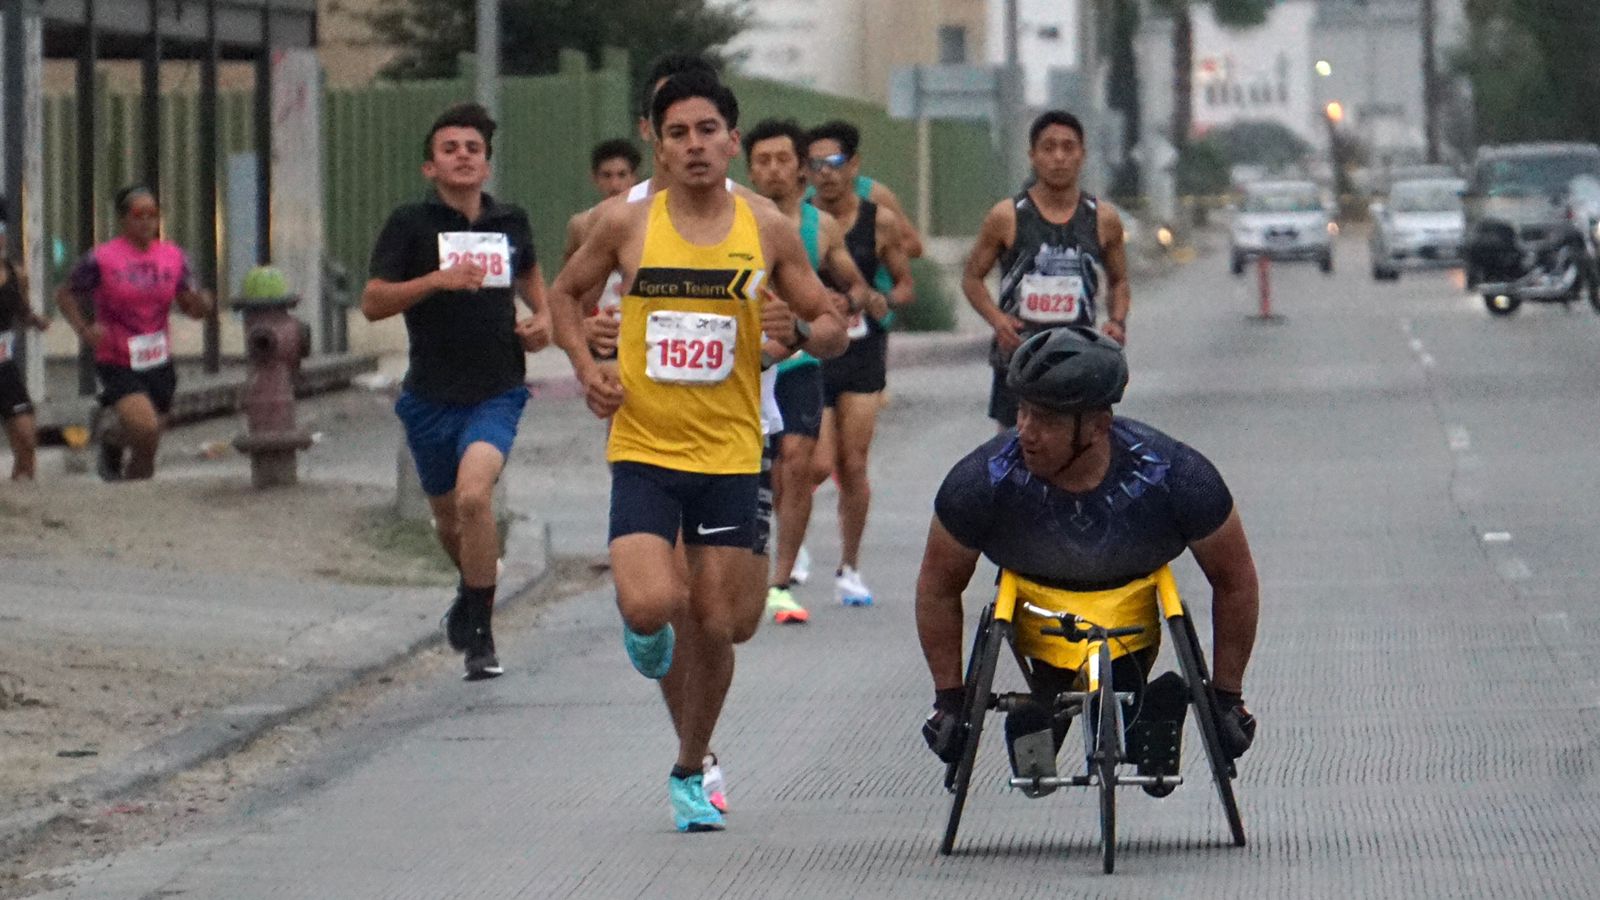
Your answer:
[702,753,728,813]
[791,545,812,586]
[835,565,874,607]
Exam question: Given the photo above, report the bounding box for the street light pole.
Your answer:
[476,0,498,190]
[1421,0,1439,164]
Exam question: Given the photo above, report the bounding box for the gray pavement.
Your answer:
[21,233,1600,895]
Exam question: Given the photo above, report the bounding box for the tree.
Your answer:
[1454,0,1600,146]
[1151,0,1272,148]
[364,0,749,94]
[1206,120,1312,171]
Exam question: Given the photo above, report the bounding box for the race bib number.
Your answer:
[645,311,737,384]
[438,231,512,289]
[128,330,170,372]
[1018,273,1087,325]
[846,312,870,340]
[0,330,13,366]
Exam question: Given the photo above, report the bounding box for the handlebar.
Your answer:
[1021,601,1145,642]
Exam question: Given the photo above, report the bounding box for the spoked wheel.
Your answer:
[1095,646,1120,874]
[941,607,1002,855]
[1170,612,1247,846]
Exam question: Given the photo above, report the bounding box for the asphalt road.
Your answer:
[26,235,1600,897]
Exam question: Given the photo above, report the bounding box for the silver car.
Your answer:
[1229,180,1335,275]
[1369,177,1466,280]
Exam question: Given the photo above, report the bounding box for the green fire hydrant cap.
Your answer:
[242,266,290,301]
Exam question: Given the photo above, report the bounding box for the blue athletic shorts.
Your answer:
[609,461,758,549]
[395,386,528,497]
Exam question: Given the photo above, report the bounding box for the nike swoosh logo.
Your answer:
[697,524,739,536]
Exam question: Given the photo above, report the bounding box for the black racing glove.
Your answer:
[922,688,966,764]
[1212,689,1256,760]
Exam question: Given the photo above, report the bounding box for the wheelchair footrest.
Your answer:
[1129,720,1182,776]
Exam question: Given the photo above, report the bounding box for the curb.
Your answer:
[0,512,551,861]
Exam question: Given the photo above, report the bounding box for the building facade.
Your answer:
[724,0,987,103]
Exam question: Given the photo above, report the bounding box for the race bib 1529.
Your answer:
[645,311,738,384]
[438,231,513,289]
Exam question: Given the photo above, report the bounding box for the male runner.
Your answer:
[804,119,925,261]
[361,102,553,681]
[805,120,914,608]
[0,209,47,480]
[743,117,883,622]
[917,327,1258,790]
[962,110,1132,430]
[547,73,847,832]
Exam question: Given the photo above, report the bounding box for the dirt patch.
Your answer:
[0,474,460,827]
[0,476,456,587]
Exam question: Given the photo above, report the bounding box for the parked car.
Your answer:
[1369,177,1467,280]
[1462,142,1600,314]
[1229,180,1335,275]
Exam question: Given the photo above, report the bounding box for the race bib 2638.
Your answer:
[438,232,512,289]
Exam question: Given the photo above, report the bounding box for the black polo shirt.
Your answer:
[368,192,537,405]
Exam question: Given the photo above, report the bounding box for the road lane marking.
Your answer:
[1482,531,1512,543]
[1448,427,1471,452]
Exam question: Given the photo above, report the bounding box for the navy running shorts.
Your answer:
[395,386,528,496]
[0,363,32,419]
[98,363,177,415]
[774,363,824,440]
[609,461,759,549]
[753,436,776,556]
[988,366,1020,428]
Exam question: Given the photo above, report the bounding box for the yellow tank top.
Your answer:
[608,190,767,474]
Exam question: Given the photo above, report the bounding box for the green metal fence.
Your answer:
[41,55,1002,294]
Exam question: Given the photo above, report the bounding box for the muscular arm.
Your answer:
[874,208,914,308]
[1098,202,1131,344]
[915,518,982,691]
[175,287,213,320]
[869,181,924,259]
[818,212,883,320]
[361,271,443,322]
[762,214,848,359]
[962,200,1017,332]
[1187,508,1260,695]
[549,204,629,394]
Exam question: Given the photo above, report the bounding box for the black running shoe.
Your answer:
[91,408,124,482]
[1133,671,1189,798]
[463,628,503,681]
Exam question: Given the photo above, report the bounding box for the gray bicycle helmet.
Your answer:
[1005,326,1128,412]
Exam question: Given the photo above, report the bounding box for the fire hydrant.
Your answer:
[232,266,313,488]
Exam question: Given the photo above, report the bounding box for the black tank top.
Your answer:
[994,190,1103,363]
[0,262,24,334]
[841,198,888,341]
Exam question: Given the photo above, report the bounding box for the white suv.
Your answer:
[1229,180,1335,275]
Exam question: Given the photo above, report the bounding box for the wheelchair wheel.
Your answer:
[941,606,1002,855]
[1170,612,1247,847]
[1095,644,1119,874]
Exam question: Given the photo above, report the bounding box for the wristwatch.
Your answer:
[785,317,812,349]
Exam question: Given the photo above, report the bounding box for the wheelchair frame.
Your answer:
[938,566,1246,872]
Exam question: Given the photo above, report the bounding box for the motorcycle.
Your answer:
[1465,178,1600,317]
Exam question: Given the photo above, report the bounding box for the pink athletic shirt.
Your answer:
[68,237,192,368]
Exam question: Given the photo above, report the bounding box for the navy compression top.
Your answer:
[934,418,1234,592]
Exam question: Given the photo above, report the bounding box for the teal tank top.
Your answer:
[780,203,824,373]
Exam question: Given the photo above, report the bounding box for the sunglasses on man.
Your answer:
[806,153,850,173]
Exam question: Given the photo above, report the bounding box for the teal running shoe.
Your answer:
[668,772,726,833]
[623,623,675,679]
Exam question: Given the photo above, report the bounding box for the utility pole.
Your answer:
[476,0,499,190]
[1421,0,1439,163]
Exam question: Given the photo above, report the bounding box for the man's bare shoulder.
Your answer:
[748,194,800,234]
[733,182,780,214]
[589,193,650,241]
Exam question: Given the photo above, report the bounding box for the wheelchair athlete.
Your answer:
[914,327,1259,793]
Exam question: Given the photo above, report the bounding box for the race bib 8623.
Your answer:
[438,232,512,289]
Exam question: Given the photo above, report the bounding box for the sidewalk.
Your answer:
[0,388,550,859]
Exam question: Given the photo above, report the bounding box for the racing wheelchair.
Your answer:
[939,566,1246,873]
